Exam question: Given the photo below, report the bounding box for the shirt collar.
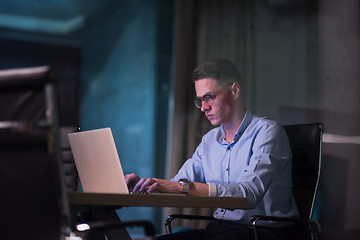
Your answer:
[216,109,253,144]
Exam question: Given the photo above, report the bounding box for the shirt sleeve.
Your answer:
[208,183,217,196]
[216,123,292,208]
[170,142,206,183]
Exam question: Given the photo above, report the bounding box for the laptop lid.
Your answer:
[68,127,129,194]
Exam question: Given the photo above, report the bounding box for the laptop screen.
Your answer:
[68,128,129,194]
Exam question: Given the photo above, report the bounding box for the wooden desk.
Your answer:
[69,192,249,209]
[69,192,249,240]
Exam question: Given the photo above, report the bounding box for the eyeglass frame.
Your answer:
[193,82,235,109]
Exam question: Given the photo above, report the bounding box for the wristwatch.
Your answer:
[178,178,191,194]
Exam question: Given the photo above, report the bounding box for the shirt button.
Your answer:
[221,209,224,212]
[227,147,231,150]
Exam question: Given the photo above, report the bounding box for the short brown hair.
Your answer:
[192,59,241,85]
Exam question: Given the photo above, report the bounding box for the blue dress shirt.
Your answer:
[172,110,299,225]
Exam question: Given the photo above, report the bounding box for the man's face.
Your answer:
[194,78,234,126]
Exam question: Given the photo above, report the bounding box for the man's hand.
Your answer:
[125,173,141,192]
[125,174,210,196]
[133,178,182,194]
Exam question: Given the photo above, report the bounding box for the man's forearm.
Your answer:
[188,182,210,196]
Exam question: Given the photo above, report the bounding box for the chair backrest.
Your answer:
[0,66,72,239]
[283,123,324,221]
[59,126,80,191]
[0,66,56,128]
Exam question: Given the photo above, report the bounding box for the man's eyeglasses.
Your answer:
[193,94,216,109]
[193,82,234,109]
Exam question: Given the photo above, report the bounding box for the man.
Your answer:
[125,59,299,239]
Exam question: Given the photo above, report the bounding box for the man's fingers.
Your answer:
[125,174,131,184]
[125,173,140,185]
[147,182,159,193]
[139,178,154,192]
[133,178,147,192]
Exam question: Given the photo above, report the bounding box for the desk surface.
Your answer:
[69,192,249,209]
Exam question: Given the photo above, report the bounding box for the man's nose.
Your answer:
[201,101,210,112]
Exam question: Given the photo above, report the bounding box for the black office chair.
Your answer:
[0,66,73,239]
[249,122,324,240]
[165,123,325,240]
[0,66,156,240]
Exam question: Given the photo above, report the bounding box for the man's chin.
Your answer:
[209,119,221,126]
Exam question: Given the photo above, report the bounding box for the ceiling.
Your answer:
[0,0,124,35]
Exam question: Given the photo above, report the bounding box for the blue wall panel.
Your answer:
[79,0,173,235]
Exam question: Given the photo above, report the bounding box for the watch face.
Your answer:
[179,179,190,193]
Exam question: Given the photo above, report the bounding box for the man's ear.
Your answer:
[231,82,241,98]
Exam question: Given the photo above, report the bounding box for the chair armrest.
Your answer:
[165,214,215,234]
[249,215,303,225]
[249,215,321,233]
[309,220,321,233]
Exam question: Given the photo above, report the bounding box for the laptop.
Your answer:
[68,127,130,194]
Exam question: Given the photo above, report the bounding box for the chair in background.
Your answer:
[165,122,325,240]
[60,126,80,192]
[0,66,73,240]
[0,66,156,240]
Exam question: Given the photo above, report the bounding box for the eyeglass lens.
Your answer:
[194,95,215,108]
